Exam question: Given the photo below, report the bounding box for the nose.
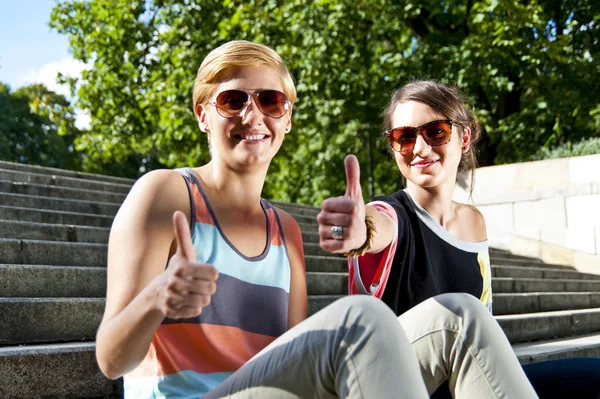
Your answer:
[412,133,431,156]
[239,97,261,124]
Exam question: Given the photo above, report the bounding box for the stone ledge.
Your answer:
[514,332,600,365]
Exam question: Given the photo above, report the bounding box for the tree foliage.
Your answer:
[0,82,81,169]
[50,0,600,204]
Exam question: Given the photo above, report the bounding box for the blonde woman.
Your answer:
[95,41,432,398]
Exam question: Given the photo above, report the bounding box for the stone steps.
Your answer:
[4,296,600,347]
[493,277,600,292]
[5,265,599,315]
[513,333,600,364]
[491,264,600,280]
[0,342,119,398]
[3,296,600,347]
[0,238,107,266]
[0,265,106,297]
[0,180,128,204]
[0,168,132,194]
[0,161,133,185]
[497,308,600,343]
[0,298,104,345]
[1,161,599,397]
[0,219,110,244]
[0,192,121,215]
[0,205,115,227]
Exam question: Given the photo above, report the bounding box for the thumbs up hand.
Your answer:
[154,211,219,319]
[317,155,367,254]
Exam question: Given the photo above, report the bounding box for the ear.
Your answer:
[196,104,209,133]
[461,126,471,153]
[284,106,293,134]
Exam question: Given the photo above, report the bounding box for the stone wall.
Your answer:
[454,154,600,273]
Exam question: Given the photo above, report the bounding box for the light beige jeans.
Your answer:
[399,293,538,398]
[205,295,429,398]
[205,294,538,398]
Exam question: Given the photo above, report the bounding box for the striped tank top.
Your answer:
[123,168,291,398]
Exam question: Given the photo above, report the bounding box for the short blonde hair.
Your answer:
[192,40,296,116]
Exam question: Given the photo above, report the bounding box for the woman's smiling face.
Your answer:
[390,100,468,189]
[197,66,292,169]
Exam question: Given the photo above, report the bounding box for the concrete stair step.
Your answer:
[271,201,319,217]
[308,295,343,315]
[490,257,574,270]
[0,265,106,297]
[0,205,317,233]
[0,205,114,227]
[514,333,600,365]
[494,292,600,315]
[280,213,315,224]
[4,333,599,398]
[306,272,347,295]
[0,238,348,271]
[0,168,132,194]
[0,296,347,345]
[4,298,597,346]
[492,264,600,280]
[497,308,600,343]
[307,296,600,344]
[305,255,347,272]
[0,192,120,216]
[0,238,107,267]
[11,263,600,305]
[305,273,600,309]
[0,180,128,203]
[0,160,133,184]
[489,254,547,264]
[493,277,600,293]
[298,222,318,235]
[0,342,119,398]
[302,231,320,244]
[0,219,110,244]
[0,298,104,345]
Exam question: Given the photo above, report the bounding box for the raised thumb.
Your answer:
[344,154,363,201]
[173,210,196,262]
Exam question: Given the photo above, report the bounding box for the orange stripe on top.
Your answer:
[266,207,284,247]
[190,183,213,225]
[127,323,277,379]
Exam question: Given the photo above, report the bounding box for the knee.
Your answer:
[333,295,396,324]
[431,293,493,320]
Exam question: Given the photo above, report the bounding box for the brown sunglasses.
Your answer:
[209,89,291,119]
[385,119,455,154]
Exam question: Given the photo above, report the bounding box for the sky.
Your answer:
[0,0,89,126]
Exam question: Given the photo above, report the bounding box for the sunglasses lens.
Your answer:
[215,90,249,117]
[388,128,417,154]
[422,121,453,146]
[257,90,289,118]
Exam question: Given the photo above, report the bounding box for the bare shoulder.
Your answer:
[455,202,487,242]
[272,207,302,238]
[110,169,193,248]
[124,169,191,220]
[273,207,305,258]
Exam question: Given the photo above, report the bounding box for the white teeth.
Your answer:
[240,135,266,141]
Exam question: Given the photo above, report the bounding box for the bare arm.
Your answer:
[364,204,396,254]
[277,209,308,329]
[96,170,218,379]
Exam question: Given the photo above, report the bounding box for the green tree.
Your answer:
[0,82,81,169]
[50,0,600,204]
